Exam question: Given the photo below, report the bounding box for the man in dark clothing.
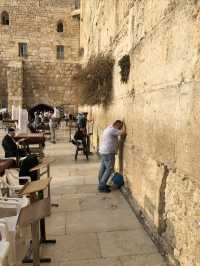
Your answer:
[74,127,87,148]
[79,112,88,130]
[2,127,26,158]
[72,127,88,160]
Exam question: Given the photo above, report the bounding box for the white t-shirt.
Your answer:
[99,125,122,154]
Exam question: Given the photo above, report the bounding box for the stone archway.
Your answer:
[28,103,54,120]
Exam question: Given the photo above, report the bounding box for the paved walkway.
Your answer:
[1,128,167,266]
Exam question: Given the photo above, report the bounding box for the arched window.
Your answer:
[57,21,63,32]
[1,11,9,25]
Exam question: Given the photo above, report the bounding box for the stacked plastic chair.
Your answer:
[0,222,10,266]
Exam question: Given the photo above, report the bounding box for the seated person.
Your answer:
[72,127,87,153]
[2,127,26,158]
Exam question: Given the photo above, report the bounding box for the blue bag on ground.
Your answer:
[111,172,124,188]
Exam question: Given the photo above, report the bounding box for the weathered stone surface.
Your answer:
[98,230,158,257]
[7,61,23,109]
[45,211,66,236]
[121,254,167,266]
[0,128,166,266]
[80,1,200,265]
[0,0,80,110]
[165,171,200,266]
[67,208,142,233]
[0,62,8,107]
[42,233,101,262]
[78,192,128,211]
[60,258,121,266]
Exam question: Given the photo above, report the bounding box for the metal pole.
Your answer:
[30,194,40,266]
[31,221,40,266]
[69,121,71,142]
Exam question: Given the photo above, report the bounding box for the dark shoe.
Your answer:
[98,187,111,193]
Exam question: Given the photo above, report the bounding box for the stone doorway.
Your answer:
[28,104,54,120]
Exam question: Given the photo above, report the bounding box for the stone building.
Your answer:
[80,1,200,265]
[0,0,80,112]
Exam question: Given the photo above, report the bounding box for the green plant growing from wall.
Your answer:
[118,54,130,83]
[73,54,114,106]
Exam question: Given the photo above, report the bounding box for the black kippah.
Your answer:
[8,127,15,132]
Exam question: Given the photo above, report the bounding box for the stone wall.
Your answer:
[7,61,23,110]
[0,61,8,107]
[0,0,80,110]
[80,1,200,265]
[23,61,79,108]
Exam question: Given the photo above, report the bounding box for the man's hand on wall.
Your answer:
[121,121,127,141]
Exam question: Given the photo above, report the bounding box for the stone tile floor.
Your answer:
[0,129,167,266]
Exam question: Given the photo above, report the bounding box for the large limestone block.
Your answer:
[41,234,101,262]
[98,230,158,257]
[67,208,141,233]
[165,171,200,266]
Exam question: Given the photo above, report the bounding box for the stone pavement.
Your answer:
[0,129,167,266]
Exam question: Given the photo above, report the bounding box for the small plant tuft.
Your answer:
[79,47,84,57]
[118,54,130,83]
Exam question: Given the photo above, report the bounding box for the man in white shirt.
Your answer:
[49,111,57,143]
[98,120,126,193]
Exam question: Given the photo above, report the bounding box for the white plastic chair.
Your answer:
[0,197,29,265]
[0,241,10,266]
[3,169,31,197]
[0,221,10,266]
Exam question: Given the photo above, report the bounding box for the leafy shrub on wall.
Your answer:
[118,54,130,83]
[73,54,114,106]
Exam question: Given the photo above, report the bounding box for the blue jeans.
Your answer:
[98,154,115,189]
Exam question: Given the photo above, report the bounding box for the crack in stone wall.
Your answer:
[158,164,170,236]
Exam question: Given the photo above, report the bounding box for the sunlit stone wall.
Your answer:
[0,0,80,110]
[80,1,200,265]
